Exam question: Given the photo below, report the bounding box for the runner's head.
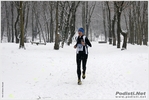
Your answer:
[78,28,84,36]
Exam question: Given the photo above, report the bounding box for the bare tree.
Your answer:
[114,1,123,48]
[14,1,20,43]
[42,1,50,42]
[11,2,14,42]
[111,4,116,46]
[33,2,46,43]
[67,1,80,45]
[83,1,96,38]
[32,2,35,41]
[24,2,29,39]
[105,1,112,44]
[19,1,25,49]
[49,1,54,43]
[5,2,11,42]
[128,1,148,46]
[114,1,130,49]
[102,2,107,42]
[1,2,5,42]
[59,1,66,43]
[143,2,148,45]
[54,1,59,50]
[61,1,73,48]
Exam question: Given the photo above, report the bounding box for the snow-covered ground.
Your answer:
[0,42,148,100]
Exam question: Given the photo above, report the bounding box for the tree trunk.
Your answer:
[133,2,137,44]
[37,22,41,42]
[106,1,112,44]
[102,2,107,42]
[144,2,148,45]
[1,19,5,42]
[116,11,121,48]
[5,2,11,42]
[67,2,75,46]
[24,3,29,37]
[128,5,133,44]
[11,2,14,43]
[19,1,25,49]
[114,1,126,48]
[111,4,116,46]
[121,32,128,50]
[50,2,54,43]
[54,1,59,50]
[14,8,20,43]
[142,2,146,45]
[59,1,66,44]
[123,11,128,35]
[136,1,141,45]
[132,2,136,44]
[50,14,54,43]
[32,2,34,41]
[111,17,116,46]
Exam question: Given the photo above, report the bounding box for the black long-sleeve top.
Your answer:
[75,35,92,54]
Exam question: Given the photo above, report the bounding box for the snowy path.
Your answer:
[0,42,148,99]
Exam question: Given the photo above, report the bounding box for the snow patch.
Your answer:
[0,42,148,99]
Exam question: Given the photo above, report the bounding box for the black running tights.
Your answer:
[76,54,88,80]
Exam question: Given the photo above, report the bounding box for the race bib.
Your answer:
[77,44,83,51]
